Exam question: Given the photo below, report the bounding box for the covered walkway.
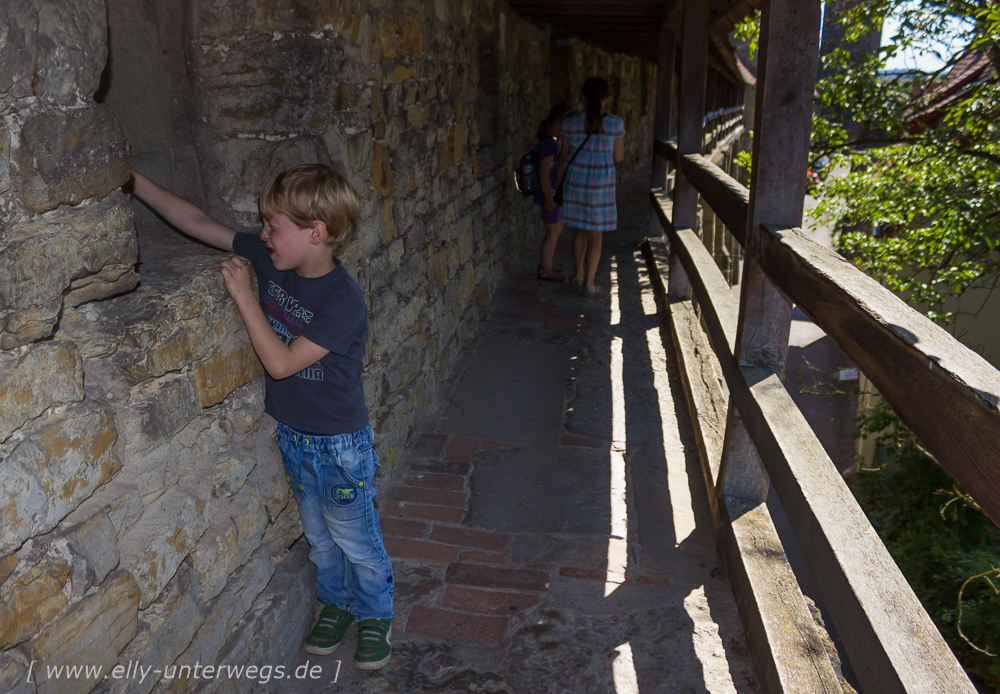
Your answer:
[278,166,758,692]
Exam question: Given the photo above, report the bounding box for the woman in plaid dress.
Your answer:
[559,77,625,296]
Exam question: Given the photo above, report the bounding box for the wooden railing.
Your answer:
[646,137,995,693]
[702,105,744,153]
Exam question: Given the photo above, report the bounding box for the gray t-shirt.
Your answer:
[233,232,368,435]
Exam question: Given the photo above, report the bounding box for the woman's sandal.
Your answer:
[537,264,564,282]
[570,277,584,289]
[582,284,601,297]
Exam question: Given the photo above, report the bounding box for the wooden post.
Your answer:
[650,20,677,191]
[715,2,839,688]
[718,0,822,505]
[668,0,708,300]
[673,0,707,231]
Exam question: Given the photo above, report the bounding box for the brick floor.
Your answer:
[405,605,510,644]
[429,526,514,552]
[440,586,541,616]
[380,500,464,523]
[408,461,472,476]
[445,563,550,592]
[459,550,511,566]
[558,566,627,584]
[442,436,480,463]
[379,518,429,539]
[479,439,520,451]
[404,472,466,491]
[384,537,460,563]
[384,486,467,508]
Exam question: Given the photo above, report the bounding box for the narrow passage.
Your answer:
[279,165,757,693]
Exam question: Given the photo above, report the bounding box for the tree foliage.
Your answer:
[809,0,1000,326]
[806,3,1000,689]
[850,410,1000,691]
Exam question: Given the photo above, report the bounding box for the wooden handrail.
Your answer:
[759,224,1000,526]
[653,137,1000,526]
[651,193,980,693]
[653,139,749,244]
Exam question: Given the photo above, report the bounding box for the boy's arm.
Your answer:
[128,170,236,253]
[217,257,330,379]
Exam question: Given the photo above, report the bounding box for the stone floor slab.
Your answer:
[464,447,613,535]
[439,338,576,447]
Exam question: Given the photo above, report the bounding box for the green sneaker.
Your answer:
[353,618,392,670]
[304,604,354,655]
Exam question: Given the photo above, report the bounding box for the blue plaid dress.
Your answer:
[561,112,626,232]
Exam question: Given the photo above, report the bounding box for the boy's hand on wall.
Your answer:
[216,257,255,307]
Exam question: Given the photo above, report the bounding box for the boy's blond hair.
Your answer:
[259,164,359,246]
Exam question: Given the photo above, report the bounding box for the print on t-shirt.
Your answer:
[263,280,324,381]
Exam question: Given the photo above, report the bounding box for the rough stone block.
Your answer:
[0,0,109,108]
[22,569,140,694]
[120,373,200,456]
[210,455,256,499]
[61,510,120,592]
[197,33,338,137]
[192,342,263,408]
[94,566,204,694]
[0,648,35,694]
[209,379,266,438]
[9,104,131,214]
[0,342,83,441]
[186,486,267,602]
[207,137,327,230]
[0,547,70,650]
[63,482,143,540]
[185,540,313,694]
[262,503,302,556]
[0,397,119,555]
[0,192,138,349]
[118,487,210,609]
[162,546,273,692]
[372,142,393,196]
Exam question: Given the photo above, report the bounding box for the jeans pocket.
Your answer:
[320,455,367,521]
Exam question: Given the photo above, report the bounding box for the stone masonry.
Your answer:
[0,1,655,693]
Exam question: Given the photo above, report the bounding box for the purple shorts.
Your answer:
[539,202,563,224]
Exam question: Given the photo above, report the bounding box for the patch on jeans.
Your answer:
[332,485,357,505]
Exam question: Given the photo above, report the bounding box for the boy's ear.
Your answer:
[308,220,328,245]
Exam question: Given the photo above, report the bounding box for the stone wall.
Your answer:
[0,1,655,692]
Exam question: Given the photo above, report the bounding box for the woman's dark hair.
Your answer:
[581,77,612,135]
[536,102,572,141]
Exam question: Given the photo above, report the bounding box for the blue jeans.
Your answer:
[276,423,394,620]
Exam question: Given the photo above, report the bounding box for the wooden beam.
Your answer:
[651,191,979,694]
[679,153,749,246]
[758,224,1000,528]
[651,23,678,192]
[729,364,978,693]
[718,0,821,508]
[647,202,846,693]
[673,0,709,231]
[718,498,845,693]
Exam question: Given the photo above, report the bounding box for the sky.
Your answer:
[879,9,974,72]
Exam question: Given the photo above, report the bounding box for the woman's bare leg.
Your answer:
[584,231,602,286]
[572,227,587,282]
